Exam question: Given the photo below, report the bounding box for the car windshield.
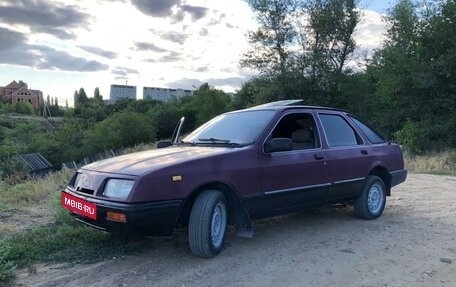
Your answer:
[183,110,275,145]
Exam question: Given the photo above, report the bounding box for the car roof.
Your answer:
[241,99,347,113]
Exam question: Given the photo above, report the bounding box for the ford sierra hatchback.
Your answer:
[62,100,407,257]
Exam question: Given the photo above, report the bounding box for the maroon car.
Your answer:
[62,100,407,257]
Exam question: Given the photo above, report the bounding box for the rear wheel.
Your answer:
[354,176,386,219]
[188,190,227,258]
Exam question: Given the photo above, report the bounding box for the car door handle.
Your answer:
[361,150,368,155]
[314,153,324,160]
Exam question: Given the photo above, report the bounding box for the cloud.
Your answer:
[167,76,250,90]
[134,42,168,52]
[78,45,118,59]
[181,5,209,20]
[130,0,180,17]
[112,66,139,76]
[0,27,108,72]
[161,31,188,45]
[207,12,226,26]
[149,29,188,45]
[0,0,90,39]
[131,0,208,22]
[143,51,182,63]
[35,46,109,71]
[354,10,387,51]
[199,28,209,36]
[0,27,26,51]
[195,66,209,72]
[160,51,181,62]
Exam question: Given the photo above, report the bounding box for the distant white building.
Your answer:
[107,84,136,104]
[143,86,193,102]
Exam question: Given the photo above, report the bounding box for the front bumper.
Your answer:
[390,169,407,187]
[63,190,182,237]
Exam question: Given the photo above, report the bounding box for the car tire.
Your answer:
[354,176,386,219]
[188,190,227,258]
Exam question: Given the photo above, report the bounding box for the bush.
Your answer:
[14,102,36,115]
[84,110,156,153]
[0,240,16,283]
[0,157,28,184]
[394,120,423,154]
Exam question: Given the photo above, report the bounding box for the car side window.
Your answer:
[270,113,320,150]
[319,114,363,147]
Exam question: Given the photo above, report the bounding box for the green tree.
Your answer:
[183,83,231,127]
[27,118,87,164]
[299,0,360,104]
[14,102,36,115]
[74,88,89,115]
[366,0,456,152]
[94,87,103,103]
[84,110,156,153]
[241,0,360,105]
[18,80,28,88]
[147,102,181,139]
[241,0,297,82]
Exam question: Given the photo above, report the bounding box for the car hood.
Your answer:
[81,146,233,176]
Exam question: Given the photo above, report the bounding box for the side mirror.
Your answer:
[156,140,172,149]
[264,138,292,153]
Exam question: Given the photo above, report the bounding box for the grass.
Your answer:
[0,224,147,277]
[0,224,148,283]
[405,150,456,175]
[0,148,454,284]
[0,168,149,285]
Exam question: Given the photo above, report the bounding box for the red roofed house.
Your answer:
[0,81,42,110]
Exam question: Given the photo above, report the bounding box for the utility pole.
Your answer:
[42,95,52,118]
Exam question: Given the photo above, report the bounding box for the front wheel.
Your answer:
[354,176,386,219]
[188,190,227,258]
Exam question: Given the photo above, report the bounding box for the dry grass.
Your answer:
[0,169,73,205]
[0,169,74,237]
[405,150,456,175]
[0,167,147,284]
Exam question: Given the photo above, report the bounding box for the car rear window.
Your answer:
[319,114,362,147]
[349,116,386,144]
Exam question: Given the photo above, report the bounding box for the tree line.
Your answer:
[236,0,455,153]
[0,84,231,180]
[1,0,454,180]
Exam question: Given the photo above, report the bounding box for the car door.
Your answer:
[317,112,374,200]
[257,111,332,216]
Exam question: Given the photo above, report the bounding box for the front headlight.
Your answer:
[103,179,135,199]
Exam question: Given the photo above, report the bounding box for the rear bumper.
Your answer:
[63,190,182,237]
[390,170,407,187]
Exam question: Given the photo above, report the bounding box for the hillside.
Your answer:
[0,114,64,132]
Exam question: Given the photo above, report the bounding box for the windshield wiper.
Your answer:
[197,138,245,147]
[198,138,231,143]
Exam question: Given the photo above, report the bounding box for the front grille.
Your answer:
[77,187,95,195]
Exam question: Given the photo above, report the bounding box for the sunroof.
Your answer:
[253,99,303,108]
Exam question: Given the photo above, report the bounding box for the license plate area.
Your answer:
[61,192,97,220]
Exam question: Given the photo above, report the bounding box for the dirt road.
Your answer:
[14,174,456,287]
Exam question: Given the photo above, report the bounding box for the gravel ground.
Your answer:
[13,174,456,287]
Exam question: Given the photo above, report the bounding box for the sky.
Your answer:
[0,0,392,106]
